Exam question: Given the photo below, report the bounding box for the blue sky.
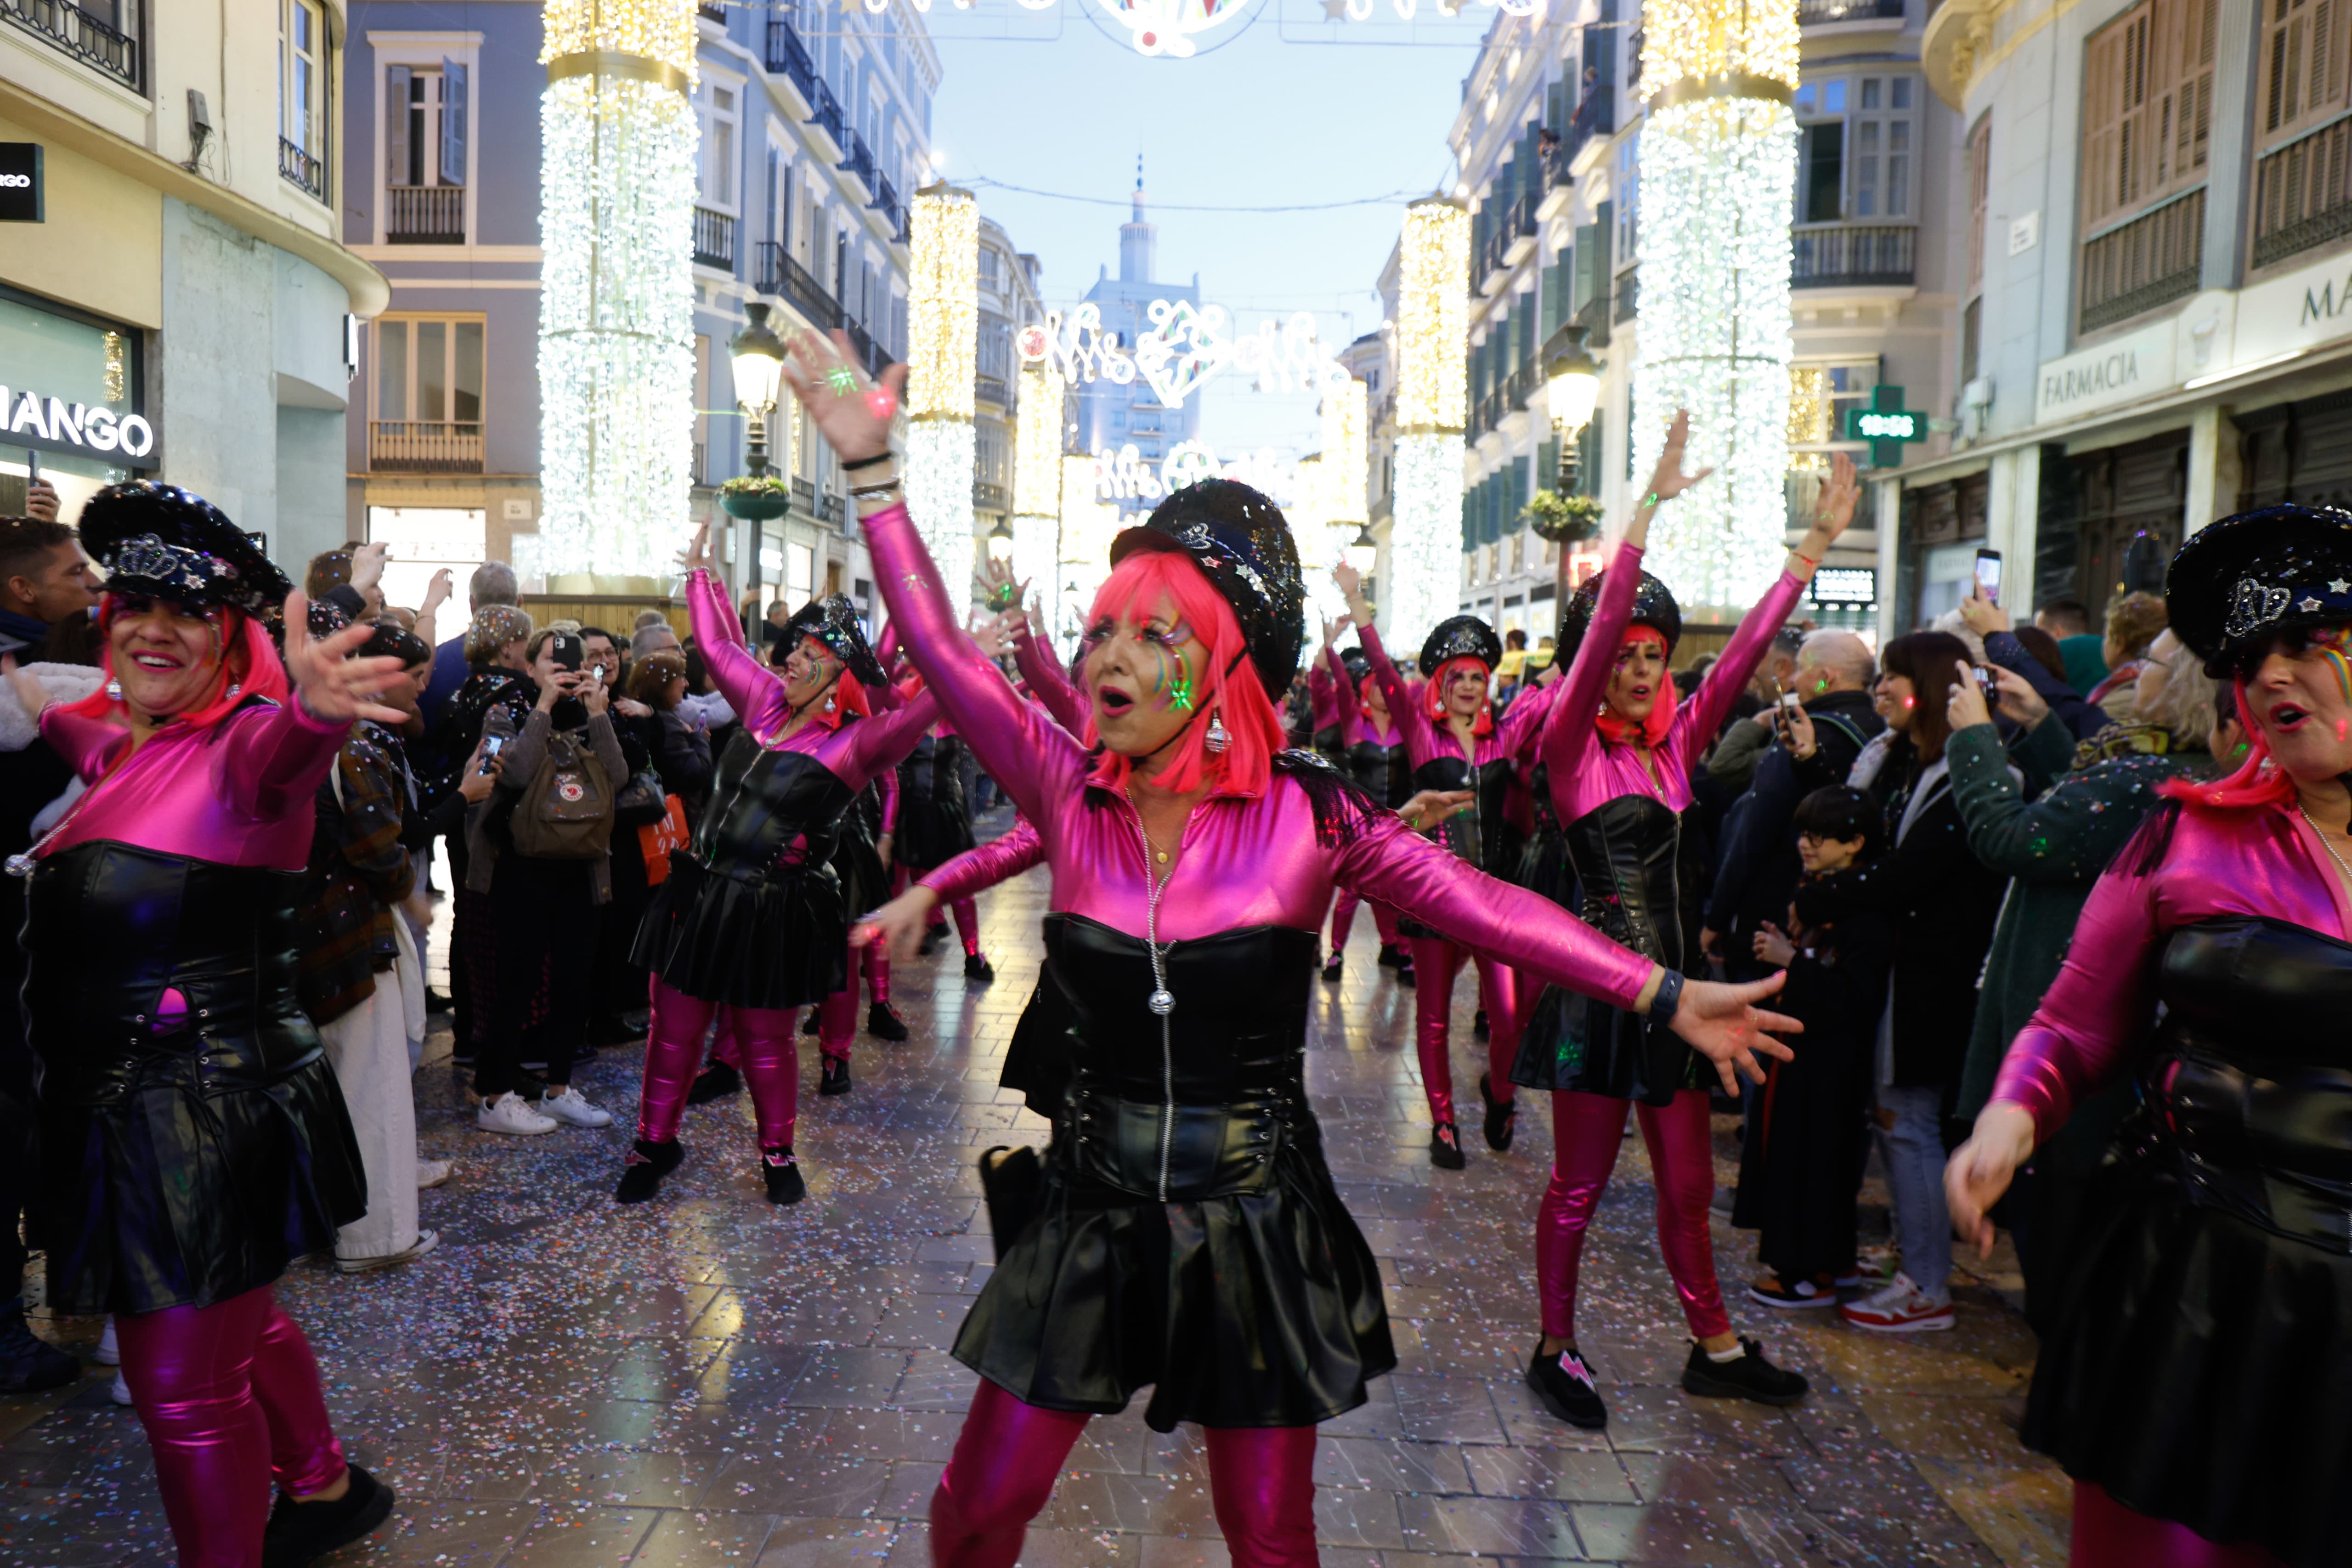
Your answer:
[925,0,1483,454]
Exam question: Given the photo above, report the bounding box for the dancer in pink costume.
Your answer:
[1322,634,1413,983]
[788,332,1797,1568]
[618,538,936,1205]
[1948,503,2352,1568]
[12,482,407,1568]
[1506,433,1856,1431]
[1336,566,1561,1168]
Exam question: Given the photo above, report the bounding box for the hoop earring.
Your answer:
[1204,707,1230,755]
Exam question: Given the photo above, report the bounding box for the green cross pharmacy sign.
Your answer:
[1843,385,1928,468]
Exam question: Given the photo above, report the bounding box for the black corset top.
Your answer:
[1412,754,1520,875]
[1347,738,1410,810]
[1560,794,1683,968]
[692,730,856,881]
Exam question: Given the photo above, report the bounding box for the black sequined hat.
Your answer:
[364,621,433,667]
[1418,615,1502,677]
[78,481,292,617]
[1556,567,1683,663]
[1339,645,1370,685]
[778,594,886,688]
[1111,478,1307,698]
[2167,504,2352,674]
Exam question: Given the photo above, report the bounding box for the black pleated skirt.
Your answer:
[951,1115,1394,1432]
[2023,1154,2352,1568]
[631,853,848,1010]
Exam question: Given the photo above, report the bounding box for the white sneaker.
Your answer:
[1839,1271,1955,1333]
[336,1228,442,1274]
[540,1086,613,1128]
[95,1317,119,1366]
[476,1091,559,1136]
[109,1369,133,1407]
[417,1159,453,1189]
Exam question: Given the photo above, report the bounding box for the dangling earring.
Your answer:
[105,677,121,701]
[1204,707,1230,755]
[824,691,837,715]
[225,682,241,699]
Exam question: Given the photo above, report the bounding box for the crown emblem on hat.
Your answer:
[2222,577,2292,640]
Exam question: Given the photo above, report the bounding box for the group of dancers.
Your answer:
[21,325,2352,1568]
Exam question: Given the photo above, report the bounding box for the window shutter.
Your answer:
[1966,115,1991,295]
[386,65,413,186]
[1538,436,1560,490]
[440,62,468,187]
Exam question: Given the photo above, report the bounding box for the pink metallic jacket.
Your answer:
[1327,646,1403,752]
[920,817,1045,904]
[1990,799,2352,1144]
[40,699,347,871]
[1540,543,1808,825]
[863,500,1656,1008]
[1357,623,1559,776]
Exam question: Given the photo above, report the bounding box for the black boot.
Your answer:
[0,1309,76,1394]
[1396,959,1416,989]
[1680,1338,1809,1406]
[964,953,996,983]
[1320,953,1344,983]
[761,1147,807,1205]
[1473,1008,1490,1041]
[1480,1072,1517,1152]
[800,1008,820,1036]
[866,1002,909,1042]
[1377,943,1403,968]
[685,1060,741,1105]
[613,1137,684,1204]
[1429,1120,1466,1170]
[1525,1342,1607,1430]
[820,1055,852,1096]
[261,1463,396,1568]
[919,923,946,956]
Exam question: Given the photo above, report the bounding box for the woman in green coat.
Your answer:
[1942,629,2225,1326]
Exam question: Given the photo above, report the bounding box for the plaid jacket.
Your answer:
[296,721,417,1027]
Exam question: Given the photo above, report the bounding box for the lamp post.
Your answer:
[729,302,786,479]
[1346,522,1379,604]
[1544,333,1602,492]
[986,517,1014,564]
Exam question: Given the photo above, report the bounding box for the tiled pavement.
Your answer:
[3,816,2071,1566]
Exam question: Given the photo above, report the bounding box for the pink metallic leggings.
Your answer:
[2070,1483,2284,1568]
[1536,1088,1730,1342]
[114,1285,346,1568]
[639,981,801,1149]
[930,1381,1317,1568]
[1329,891,1401,954]
[1406,935,1521,1126]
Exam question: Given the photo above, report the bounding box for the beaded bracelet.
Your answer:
[842,451,897,473]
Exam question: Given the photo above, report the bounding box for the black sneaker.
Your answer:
[0,1310,76,1394]
[685,1061,741,1105]
[1479,1073,1516,1152]
[1377,943,1403,969]
[1321,954,1344,983]
[964,954,996,983]
[866,1003,909,1042]
[1429,1121,1466,1170]
[1473,1008,1490,1042]
[1525,1344,1607,1430]
[761,1148,806,1205]
[613,1138,684,1204]
[261,1462,395,1568]
[1680,1338,1808,1406]
[820,1055,852,1096]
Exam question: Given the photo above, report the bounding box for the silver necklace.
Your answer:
[1124,793,1180,1201]
[2299,804,2352,891]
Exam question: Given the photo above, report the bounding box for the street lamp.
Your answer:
[986,517,1014,563]
[1346,522,1379,578]
[1544,333,1602,491]
[729,301,786,478]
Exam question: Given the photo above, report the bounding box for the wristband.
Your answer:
[1791,550,1821,569]
[1649,968,1685,1028]
[849,476,904,498]
[842,451,896,473]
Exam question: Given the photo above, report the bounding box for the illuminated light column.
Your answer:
[1390,198,1470,653]
[906,183,981,609]
[1632,0,1801,613]
[1012,357,1065,610]
[1058,452,1112,651]
[1312,376,1370,631]
[537,0,698,585]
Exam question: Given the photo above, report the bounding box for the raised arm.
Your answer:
[1676,567,1806,753]
[685,568,789,743]
[1492,663,1563,761]
[1012,617,1087,735]
[918,816,1044,904]
[836,685,944,792]
[1325,645,1364,747]
[1539,537,1644,781]
[1353,623,1429,766]
[212,698,351,822]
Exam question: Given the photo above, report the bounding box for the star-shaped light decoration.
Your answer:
[2300,596,2324,613]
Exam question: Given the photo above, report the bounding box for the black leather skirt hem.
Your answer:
[2024,1156,2352,1568]
[632,854,848,1009]
[1510,984,1700,1106]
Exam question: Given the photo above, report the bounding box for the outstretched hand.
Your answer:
[678,522,714,576]
[780,329,907,468]
[1645,409,1716,505]
[850,883,940,960]
[282,590,410,728]
[1660,970,1800,1096]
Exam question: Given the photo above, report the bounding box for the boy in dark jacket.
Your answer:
[1732,785,1890,1309]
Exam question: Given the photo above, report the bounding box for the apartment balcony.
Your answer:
[807,79,846,161]
[279,137,324,203]
[842,317,889,378]
[698,1,726,19]
[2080,187,2205,334]
[1478,192,1538,293]
[1791,223,1917,288]
[973,481,1009,513]
[385,184,464,244]
[370,420,484,474]
[1613,266,1639,324]
[975,374,1010,406]
[1561,85,1615,172]
[2,0,140,92]
[839,129,878,200]
[693,206,736,272]
[763,16,818,114]
[1799,0,1904,20]
[872,174,903,240]
[791,475,815,513]
[2253,115,2352,272]
[754,241,843,330]
[819,491,845,526]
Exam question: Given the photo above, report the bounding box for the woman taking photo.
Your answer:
[11,482,406,1568]
[1951,504,2352,1568]
[1506,437,1856,1431]
[787,336,1800,1568]
[619,557,937,1206]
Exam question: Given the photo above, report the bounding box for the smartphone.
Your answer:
[1973,547,2003,606]
[548,632,583,672]
[1973,665,1997,701]
[479,735,506,773]
[23,448,38,487]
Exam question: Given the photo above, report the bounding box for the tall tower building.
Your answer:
[1078,160,1199,499]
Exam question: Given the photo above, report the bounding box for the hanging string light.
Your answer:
[907,183,981,608]
[1389,197,1470,654]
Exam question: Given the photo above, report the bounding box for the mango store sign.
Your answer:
[0,385,156,465]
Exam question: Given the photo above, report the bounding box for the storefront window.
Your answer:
[0,288,152,520]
